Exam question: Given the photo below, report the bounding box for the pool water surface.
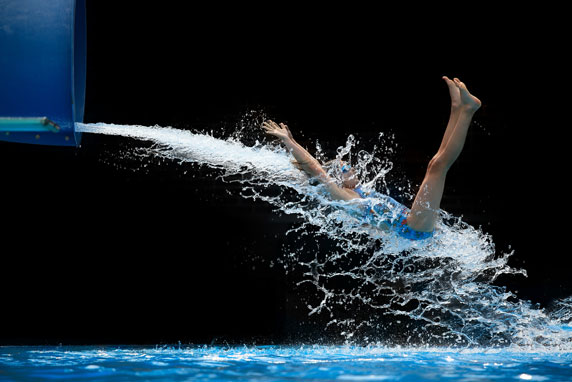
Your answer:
[1,345,571,381]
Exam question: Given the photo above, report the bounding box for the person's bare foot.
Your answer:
[453,77,481,112]
[443,76,461,109]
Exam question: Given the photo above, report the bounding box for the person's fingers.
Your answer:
[264,120,287,134]
[281,123,293,138]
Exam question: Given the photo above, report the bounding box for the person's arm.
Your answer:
[262,120,357,201]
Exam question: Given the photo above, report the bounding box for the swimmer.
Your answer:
[262,76,481,240]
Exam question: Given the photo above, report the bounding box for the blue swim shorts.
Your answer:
[361,195,434,241]
[390,208,434,241]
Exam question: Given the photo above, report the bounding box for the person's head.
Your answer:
[323,159,358,189]
[340,162,358,189]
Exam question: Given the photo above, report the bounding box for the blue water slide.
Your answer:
[0,0,86,146]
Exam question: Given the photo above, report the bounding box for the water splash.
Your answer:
[75,121,572,350]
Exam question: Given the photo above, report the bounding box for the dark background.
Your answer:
[1,3,569,345]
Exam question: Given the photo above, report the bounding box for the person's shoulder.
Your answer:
[343,188,362,200]
[353,185,371,199]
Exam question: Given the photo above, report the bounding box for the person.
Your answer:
[261,76,481,240]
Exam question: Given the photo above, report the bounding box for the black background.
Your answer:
[1,3,569,345]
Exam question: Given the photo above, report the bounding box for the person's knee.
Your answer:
[427,154,450,175]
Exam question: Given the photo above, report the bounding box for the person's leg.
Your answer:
[406,78,481,232]
[437,76,462,155]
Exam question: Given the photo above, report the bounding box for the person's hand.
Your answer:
[262,120,293,141]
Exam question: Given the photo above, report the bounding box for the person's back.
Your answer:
[353,185,433,241]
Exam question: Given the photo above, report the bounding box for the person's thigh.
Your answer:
[406,169,447,232]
